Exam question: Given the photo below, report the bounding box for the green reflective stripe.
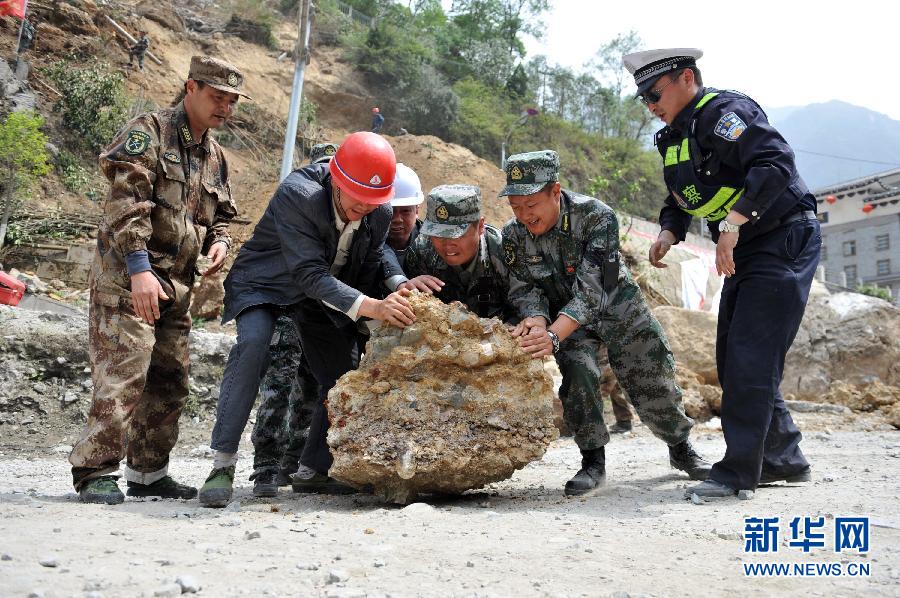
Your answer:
[682,187,743,219]
[679,138,690,163]
[664,145,679,167]
[695,92,719,109]
[706,191,743,221]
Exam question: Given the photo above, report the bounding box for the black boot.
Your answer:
[669,440,712,480]
[251,469,279,498]
[126,476,197,499]
[564,447,606,496]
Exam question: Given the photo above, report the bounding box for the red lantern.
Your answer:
[826,195,837,204]
[862,204,874,213]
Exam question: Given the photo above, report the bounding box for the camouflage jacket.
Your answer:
[501,190,628,325]
[91,102,236,303]
[404,225,516,321]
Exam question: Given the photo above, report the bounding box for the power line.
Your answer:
[794,148,900,167]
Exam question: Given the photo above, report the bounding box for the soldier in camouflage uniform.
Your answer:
[129,31,150,71]
[401,185,514,321]
[249,146,340,497]
[500,150,710,496]
[68,56,248,504]
[249,315,319,495]
[598,346,633,434]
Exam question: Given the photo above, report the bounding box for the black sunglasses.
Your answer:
[639,72,682,105]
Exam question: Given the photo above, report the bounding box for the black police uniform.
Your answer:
[656,88,821,491]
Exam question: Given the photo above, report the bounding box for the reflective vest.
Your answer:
[657,91,757,222]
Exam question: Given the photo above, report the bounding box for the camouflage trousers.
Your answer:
[250,315,319,475]
[597,346,631,423]
[69,285,192,490]
[557,276,693,451]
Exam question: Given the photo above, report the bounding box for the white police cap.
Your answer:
[623,48,703,95]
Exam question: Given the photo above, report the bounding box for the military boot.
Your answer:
[564,447,606,497]
[276,461,299,487]
[251,469,279,498]
[79,476,125,505]
[669,440,712,480]
[126,476,197,499]
[199,466,236,508]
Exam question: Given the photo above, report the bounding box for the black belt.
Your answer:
[780,210,817,225]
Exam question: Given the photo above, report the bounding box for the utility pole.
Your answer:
[279,0,313,181]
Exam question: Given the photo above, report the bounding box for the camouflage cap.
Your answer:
[309,142,339,164]
[421,184,481,239]
[188,55,252,99]
[498,150,559,196]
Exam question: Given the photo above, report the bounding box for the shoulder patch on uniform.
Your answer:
[163,152,181,164]
[124,130,151,155]
[714,111,747,141]
[502,240,517,266]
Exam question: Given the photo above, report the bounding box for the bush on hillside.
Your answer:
[43,60,129,152]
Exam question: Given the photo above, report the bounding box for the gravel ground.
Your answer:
[1,417,899,598]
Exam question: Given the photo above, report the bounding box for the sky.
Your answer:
[519,0,900,120]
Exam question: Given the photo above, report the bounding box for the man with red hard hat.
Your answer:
[199,132,415,506]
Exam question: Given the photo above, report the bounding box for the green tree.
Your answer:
[44,60,129,152]
[0,111,51,250]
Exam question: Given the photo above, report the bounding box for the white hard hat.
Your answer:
[391,163,424,207]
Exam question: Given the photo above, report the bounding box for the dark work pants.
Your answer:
[710,218,820,491]
[210,306,279,453]
[292,307,363,474]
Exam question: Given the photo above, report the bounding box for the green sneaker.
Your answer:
[79,475,125,505]
[199,466,235,508]
[126,476,198,499]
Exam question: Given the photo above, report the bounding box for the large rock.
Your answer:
[783,292,900,400]
[327,293,558,503]
[190,272,225,320]
[654,291,900,423]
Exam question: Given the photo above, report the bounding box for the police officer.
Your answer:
[402,185,514,321]
[623,49,819,498]
[199,132,415,507]
[249,144,339,497]
[500,150,711,496]
[68,56,245,504]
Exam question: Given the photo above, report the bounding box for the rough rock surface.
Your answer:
[654,291,900,427]
[783,292,900,399]
[327,293,558,503]
[0,305,235,445]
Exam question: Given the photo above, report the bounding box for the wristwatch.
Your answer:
[718,219,741,234]
[547,330,561,354]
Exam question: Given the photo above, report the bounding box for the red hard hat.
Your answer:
[329,132,395,205]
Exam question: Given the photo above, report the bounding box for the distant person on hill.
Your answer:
[129,31,150,71]
[625,48,819,500]
[371,106,384,134]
